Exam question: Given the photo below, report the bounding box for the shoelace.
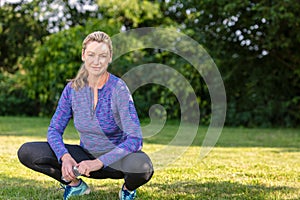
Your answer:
[59,183,72,193]
[60,183,67,190]
[122,189,135,199]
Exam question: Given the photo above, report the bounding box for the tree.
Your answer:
[97,0,165,28]
[0,0,102,116]
[163,0,300,127]
[3,0,300,126]
[0,0,99,73]
[0,1,49,73]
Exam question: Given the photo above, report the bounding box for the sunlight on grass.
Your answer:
[0,116,299,199]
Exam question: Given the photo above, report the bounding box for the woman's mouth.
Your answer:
[92,67,101,70]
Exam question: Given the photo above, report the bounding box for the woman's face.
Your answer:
[82,41,112,77]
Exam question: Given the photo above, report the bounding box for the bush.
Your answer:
[0,71,37,116]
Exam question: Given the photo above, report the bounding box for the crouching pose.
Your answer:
[18,31,154,200]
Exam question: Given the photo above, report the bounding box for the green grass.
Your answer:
[0,116,299,199]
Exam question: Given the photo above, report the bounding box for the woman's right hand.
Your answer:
[61,153,77,182]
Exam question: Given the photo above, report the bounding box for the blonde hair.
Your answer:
[70,31,113,91]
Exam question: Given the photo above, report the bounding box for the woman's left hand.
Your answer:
[76,159,104,177]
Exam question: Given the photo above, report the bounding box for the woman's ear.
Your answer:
[109,53,112,63]
[81,49,85,61]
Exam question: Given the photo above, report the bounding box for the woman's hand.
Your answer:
[61,153,77,182]
[76,159,104,177]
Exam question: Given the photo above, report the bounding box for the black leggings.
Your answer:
[17,142,154,191]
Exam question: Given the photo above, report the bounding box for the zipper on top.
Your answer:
[89,87,97,119]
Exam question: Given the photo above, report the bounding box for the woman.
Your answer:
[18,31,154,200]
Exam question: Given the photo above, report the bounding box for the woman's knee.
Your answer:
[17,142,34,166]
[122,152,154,175]
[17,142,52,167]
[122,153,154,190]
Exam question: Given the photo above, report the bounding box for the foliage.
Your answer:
[0,1,49,73]
[0,0,100,73]
[97,0,164,28]
[163,0,300,127]
[1,0,300,127]
[0,70,36,116]
[30,0,100,32]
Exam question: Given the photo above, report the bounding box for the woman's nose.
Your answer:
[93,56,101,64]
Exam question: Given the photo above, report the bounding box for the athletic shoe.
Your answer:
[62,179,91,200]
[119,184,137,200]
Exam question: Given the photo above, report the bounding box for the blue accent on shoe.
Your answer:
[62,179,90,200]
[119,184,137,200]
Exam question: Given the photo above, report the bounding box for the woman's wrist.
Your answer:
[95,159,104,169]
[61,153,72,162]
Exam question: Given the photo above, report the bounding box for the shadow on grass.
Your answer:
[0,175,121,200]
[146,180,298,199]
[1,175,298,200]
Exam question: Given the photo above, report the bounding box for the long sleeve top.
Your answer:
[47,73,143,167]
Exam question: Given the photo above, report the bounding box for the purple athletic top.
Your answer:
[47,73,143,167]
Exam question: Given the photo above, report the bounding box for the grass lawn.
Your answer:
[0,116,299,199]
